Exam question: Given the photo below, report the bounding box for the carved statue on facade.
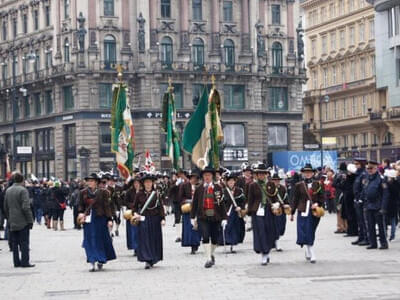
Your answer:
[77,12,87,53]
[255,20,265,57]
[137,13,145,53]
[297,20,304,62]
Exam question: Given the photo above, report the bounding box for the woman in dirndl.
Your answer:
[125,176,141,255]
[78,173,116,272]
[133,173,165,269]
[179,170,202,254]
[290,163,324,263]
[218,172,246,253]
[271,173,289,251]
[247,163,279,265]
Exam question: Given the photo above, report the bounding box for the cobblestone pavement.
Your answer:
[1,210,400,300]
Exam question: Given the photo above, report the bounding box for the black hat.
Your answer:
[201,166,216,176]
[133,167,140,173]
[354,157,367,163]
[85,173,100,182]
[301,163,315,172]
[271,173,281,180]
[141,173,156,182]
[339,162,347,171]
[224,171,237,180]
[367,160,379,167]
[215,167,224,175]
[188,169,200,178]
[254,163,269,173]
[132,176,142,182]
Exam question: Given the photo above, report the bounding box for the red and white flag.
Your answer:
[5,154,11,180]
[144,150,155,173]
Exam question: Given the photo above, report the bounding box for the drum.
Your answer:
[181,203,192,214]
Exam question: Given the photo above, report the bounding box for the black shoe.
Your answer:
[345,234,358,237]
[133,250,137,257]
[145,262,151,269]
[190,248,196,255]
[14,264,21,268]
[115,230,119,237]
[211,255,215,265]
[379,244,389,250]
[366,245,377,250]
[204,260,213,268]
[351,239,360,245]
[175,238,181,243]
[21,264,35,268]
[97,263,103,270]
[334,230,345,234]
[358,241,369,246]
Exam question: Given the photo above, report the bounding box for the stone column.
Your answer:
[121,0,131,52]
[55,0,62,59]
[88,0,97,49]
[179,0,190,53]
[210,0,220,55]
[149,0,158,49]
[241,0,250,53]
[259,0,265,25]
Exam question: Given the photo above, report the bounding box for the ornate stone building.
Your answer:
[302,0,396,163]
[0,0,305,180]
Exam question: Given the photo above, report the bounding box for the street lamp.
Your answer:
[319,94,330,168]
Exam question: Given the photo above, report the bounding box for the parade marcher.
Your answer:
[362,161,389,250]
[125,176,141,254]
[31,181,42,225]
[384,169,399,241]
[169,171,182,242]
[78,173,116,272]
[271,173,289,251]
[218,171,246,253]
[191,166,227,268]
[236,164,254,232]
[290,163,324,263]
[70,181,81,230]
[3,172,34,268]
[324,169,336,214]
[52,181,67,231]
[247,164,278,265]
[132,173,165,269]
[105,174,122,237]
[41,181,52,229]
[352,158,369,246]
[332,163,349,234]
[179,169,202,255]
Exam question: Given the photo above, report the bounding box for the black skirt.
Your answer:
[137,215,163,265]
[252,208,278,254]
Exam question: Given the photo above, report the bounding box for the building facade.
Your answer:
[301,0,396,163]
[0,0,305,180]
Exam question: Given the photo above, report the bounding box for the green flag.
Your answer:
[161,89,181,170]
[182,87,223,169]
[111,83,135,178]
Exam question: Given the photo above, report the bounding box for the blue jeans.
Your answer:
[390,217,397,240]
[34,206,43,224]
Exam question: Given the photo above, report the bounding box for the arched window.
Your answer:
[161,36,173,68]
[224,39,235,70]
[192,38,204,68]
[272,42,283,73]
[64,38,70,63]
[104,35,116,69]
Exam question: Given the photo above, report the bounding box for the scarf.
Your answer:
[257,180,267,207]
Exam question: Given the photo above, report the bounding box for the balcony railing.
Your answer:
[369,111,382,120]
[266,66,296,76]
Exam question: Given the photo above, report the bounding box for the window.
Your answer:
[349,26,355,45]
[359,0,364,8]
[373,133,379,145]
[24,96,30,118]
[268,125,288,147]
[362,133,368,146]
[269,87,288,111]
[360,57,366,79]
[161,0,171,18]
[99,83,113,108]
[330,32,336,51]
[104,0,114,16]
[63,86,74,111]
[323,67,328,87]
[333,100,338,120]
[324,102,329,121]
[99,123,112,152]
[12,18,17,38]
[2,21,7,41]
[160,83,183,109]
[329,3,336,18]
[192,38,204,68]
[46,50,52,69]
[45,90,53,113]
[224,85,245,109]
[192,84,212,107]
[64,38,70,63]
[352,134,358,147]
[339,0,344,15]
[343,98,347,118]
[343,135,348,148]
[362,95,367,115]
[341,63,346,83]
[223,124,245,147]
[322,36,327,54]
[192,0,202,21]
[34,10,39,30]
[23,14,27,34]
[349,0,354,11]
[45,6,50,27]
[34,50,40,73]
[371,55,375,75]
[332,65,337,84]
[23,54,28,74]
[2,63,7,81]
[359,23,365,42]
[36,128,54,153]
[340,30,345,48]
[311,39,316,57]
[64,0,70,19]
[350,60,356,81]
[34,93,41,116]
[224,39,235,70]
[271,42,282,73]
[223,1,233,22]
[272,5,281,25]
[312,70,317,89]
[161,36,173,67]
[369,19,374,40]
[352,96,357,116]
[384,132,393,145]
[104,35,116,69]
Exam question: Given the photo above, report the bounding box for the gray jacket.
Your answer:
[4,183,33,231]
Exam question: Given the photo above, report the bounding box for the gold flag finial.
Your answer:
[168,77,174,92]
[211,74,216,89]
[116,64,123,82]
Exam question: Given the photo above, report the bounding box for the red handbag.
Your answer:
[59,202,67,210]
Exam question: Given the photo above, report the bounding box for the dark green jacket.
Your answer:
[4,183,33,231]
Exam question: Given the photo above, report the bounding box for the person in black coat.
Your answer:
[384,169,400,241]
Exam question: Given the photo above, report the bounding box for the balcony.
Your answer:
[267,66,296,76]
[369,111,382,120]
